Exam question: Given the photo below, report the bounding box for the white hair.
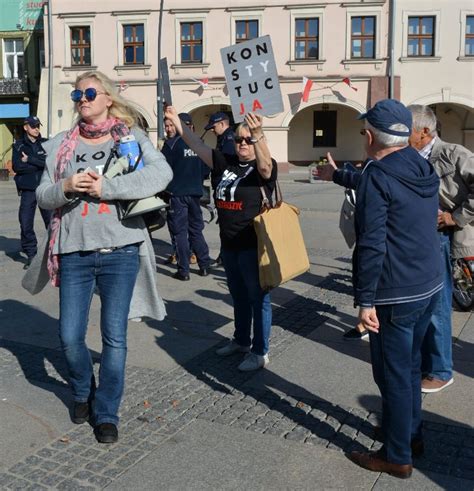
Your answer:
[407,104,438,136]
[366,122,409,148]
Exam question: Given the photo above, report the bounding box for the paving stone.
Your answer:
[39,473,65,487]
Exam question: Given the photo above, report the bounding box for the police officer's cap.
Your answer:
[205,112,229,130]
[24,116,42,127]
[178,113,193,126]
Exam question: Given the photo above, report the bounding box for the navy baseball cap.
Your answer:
[205,112,229,130]
[358,99,412,136]
[24,116,42,127]
[178,112,193,126]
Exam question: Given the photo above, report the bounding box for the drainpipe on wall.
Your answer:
[156,0,165,140]
[388,0,396,99]
[46,0,53,137]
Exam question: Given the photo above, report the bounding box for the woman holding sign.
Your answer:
[164,106,277,371]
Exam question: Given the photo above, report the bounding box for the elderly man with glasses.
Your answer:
[12,116,51,269]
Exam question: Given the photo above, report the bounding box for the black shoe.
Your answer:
[173,271,190,281]
[94,423,118,444]
[72,401,89,424]
[199,268,209,277]
[343,327,369,340]
[23,256,34,270]
[211,255,223,267]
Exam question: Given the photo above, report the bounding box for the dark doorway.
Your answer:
[313,110,337,147]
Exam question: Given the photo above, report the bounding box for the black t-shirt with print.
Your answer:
[212,149,277,250]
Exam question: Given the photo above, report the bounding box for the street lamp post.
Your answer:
[156,0,165,141]
[46,0,53,137]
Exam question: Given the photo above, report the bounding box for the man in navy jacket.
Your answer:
[12,116,51,268]
[347,100,443,479]
[162,113,211,281]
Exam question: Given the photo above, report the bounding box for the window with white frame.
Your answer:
[173,12,208,67]
[295,18,319,59]
[3,38,24,78]
[288,7,325,64]
[70,26,91,66]
[408,16,435,57]
[401,10,440,61]
[343,7,382,63]
[466,16,474,56]
[123,24,144,64]
[180,22,203,63]
[235,20,259,43]
[229,10,263,47]
[351,16,376,58]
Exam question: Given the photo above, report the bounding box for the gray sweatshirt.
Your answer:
[27,126,173,321]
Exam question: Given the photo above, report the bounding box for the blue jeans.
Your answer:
[222,248,272,356]
[59,244,139,426]
[421,232,453,381]
[370,292,440,465]
[167,196,211,274]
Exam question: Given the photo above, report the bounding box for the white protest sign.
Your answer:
[220,35,284,123]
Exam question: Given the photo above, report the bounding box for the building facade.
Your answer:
[38,0,473,166]
[0,0,46,174]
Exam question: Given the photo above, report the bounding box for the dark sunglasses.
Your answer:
[29,123,41,129]
[234,136,253,145]
[70,87,106,102]
[360,129,367,136]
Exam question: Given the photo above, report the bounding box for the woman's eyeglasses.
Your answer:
[360,129,367,136]
[70,87,106,103]
[234,136,253,145]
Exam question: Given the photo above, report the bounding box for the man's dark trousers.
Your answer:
[167,196,210,275]
[19,189,51,258]
[369,291,440,465]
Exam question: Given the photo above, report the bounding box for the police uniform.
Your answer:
[12,128,51,261]
[162,135,211,279]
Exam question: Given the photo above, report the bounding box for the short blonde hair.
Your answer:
[235,122,250,136]
[74,71,140,128]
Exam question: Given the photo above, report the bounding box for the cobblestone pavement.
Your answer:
[1,250,473,489]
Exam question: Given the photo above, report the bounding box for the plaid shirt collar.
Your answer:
[418,136,437,160]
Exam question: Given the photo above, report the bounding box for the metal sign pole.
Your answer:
[156,0,165,140]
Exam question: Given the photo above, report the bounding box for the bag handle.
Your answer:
[258,174,282,210]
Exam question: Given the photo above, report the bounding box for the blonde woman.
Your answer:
[35,71,172,443]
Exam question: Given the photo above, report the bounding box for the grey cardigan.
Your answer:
[430,138,474,258]
[23,127,173,320]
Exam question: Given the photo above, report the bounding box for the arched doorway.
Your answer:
[188,104,233,147]
[430,103,474,151]
[287,103,365,165]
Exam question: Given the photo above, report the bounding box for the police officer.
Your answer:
[204,112,235,155]
[12,116,51,269]
[162,113,212,281]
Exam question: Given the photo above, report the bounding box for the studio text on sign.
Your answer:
[220,35,284,123]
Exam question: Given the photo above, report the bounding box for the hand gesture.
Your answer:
[163,105,183,135]
[244,113,263,137]
[438,210,456,228]
[316,152,337,181]
[63,172,94,194]
[21,152,28,162]
[85,170,102,199]
[358,307,379,333]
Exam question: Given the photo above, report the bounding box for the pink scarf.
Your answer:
[47,118,129,286]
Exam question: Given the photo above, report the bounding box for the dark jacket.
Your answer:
[12,134,48,191]
[354,146,443,307]
[162,136,209,197]
[216,126,236,156]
